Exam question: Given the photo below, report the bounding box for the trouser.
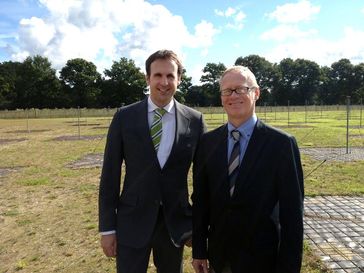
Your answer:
[210,246,278,273]
[210,265,232,273]
[116,209,183,273]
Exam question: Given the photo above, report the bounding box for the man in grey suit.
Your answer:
[99,49,206,273]
[192,66,304,273]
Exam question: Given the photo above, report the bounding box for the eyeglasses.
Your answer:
[220,86,253,96]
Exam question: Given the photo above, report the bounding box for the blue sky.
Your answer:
[0,0,364,84]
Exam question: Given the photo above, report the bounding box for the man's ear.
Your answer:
[254,87,260,101]
[145,75,150,85]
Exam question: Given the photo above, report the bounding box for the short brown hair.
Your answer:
[145,49,183,77]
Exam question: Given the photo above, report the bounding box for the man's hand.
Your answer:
[100,234,117,257]
[192,259,209,273]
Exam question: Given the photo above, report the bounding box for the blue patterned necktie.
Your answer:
[150,108,167,152]
[228,130,241,196]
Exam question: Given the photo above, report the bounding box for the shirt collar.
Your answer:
[227,114,257,138]
[148,96,175,114]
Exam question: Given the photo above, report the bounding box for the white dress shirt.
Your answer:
[148,96,176,168]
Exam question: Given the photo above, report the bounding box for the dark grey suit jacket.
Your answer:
[99,97,206,248]
[192,119,304,273]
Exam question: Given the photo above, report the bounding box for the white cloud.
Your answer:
[261,1,321,60]
[263,27,364,65]
[191,20,219,48]
[215,7,236,17]
[225,7,236,17]
[338,27,364,63]
[235,11,246,22]
[226,11,246,30]
[267,0,320,24]
[260,25,318,41]
[215,7,246,30]
[19,17,55,47]
[11,51,29,62]
[9,0,218,76]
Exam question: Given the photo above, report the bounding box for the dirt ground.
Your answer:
[51,135,105,141]
[0,138,27,145]
[5,129,50,133]
[0,167,23,180]
[66,153,103,169]
[300,147,364,162]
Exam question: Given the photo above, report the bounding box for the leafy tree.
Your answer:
[292,59,321,105]
[2,54,363,108]
[200,62,226,106]
[274,58,320,105]
[102,57,146,107]
[60,58,102,107]
[21,55,62,108]
[235,55,279,105]
[0,56,61,109]
[316,66,332,104]
[184,85,206,106]
[0,61,22,109]
[274,58,295,105]
[329,59,355,104]
[175,69,192,103]
[352,63,364,104]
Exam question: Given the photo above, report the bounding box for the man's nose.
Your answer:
[160,76,168,85]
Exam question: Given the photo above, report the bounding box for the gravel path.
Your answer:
[301,147,364,162]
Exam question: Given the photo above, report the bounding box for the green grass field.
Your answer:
[0,108,363,273]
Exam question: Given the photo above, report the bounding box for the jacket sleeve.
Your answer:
[98,110,124,232]
[192,133,210,259]
[276,136,304,273]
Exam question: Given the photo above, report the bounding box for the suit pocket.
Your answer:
[118,194,138,217]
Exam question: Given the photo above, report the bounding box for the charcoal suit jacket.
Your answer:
[192,119,304,273]
[99,97,206,248]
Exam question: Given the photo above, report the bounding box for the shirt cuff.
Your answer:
[100,230,116,235]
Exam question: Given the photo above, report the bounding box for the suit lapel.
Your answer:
[214,125,230,198]
[233,120,267,195]
[174,100,190,145]
[162,100,189,170]
[136,98,161,167]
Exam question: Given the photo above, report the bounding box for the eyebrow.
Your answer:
[152,72,175,78]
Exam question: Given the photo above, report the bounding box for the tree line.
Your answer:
[0,54,363,110]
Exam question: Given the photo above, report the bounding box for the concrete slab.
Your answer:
[304,196,364,273]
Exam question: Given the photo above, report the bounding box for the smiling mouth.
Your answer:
[229,101,243,105]
[158,89,170,93]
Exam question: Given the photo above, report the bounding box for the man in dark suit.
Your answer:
[192,66,304,273]
[99,49,206,273]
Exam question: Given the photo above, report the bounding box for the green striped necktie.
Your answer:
[150,108,167,151]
